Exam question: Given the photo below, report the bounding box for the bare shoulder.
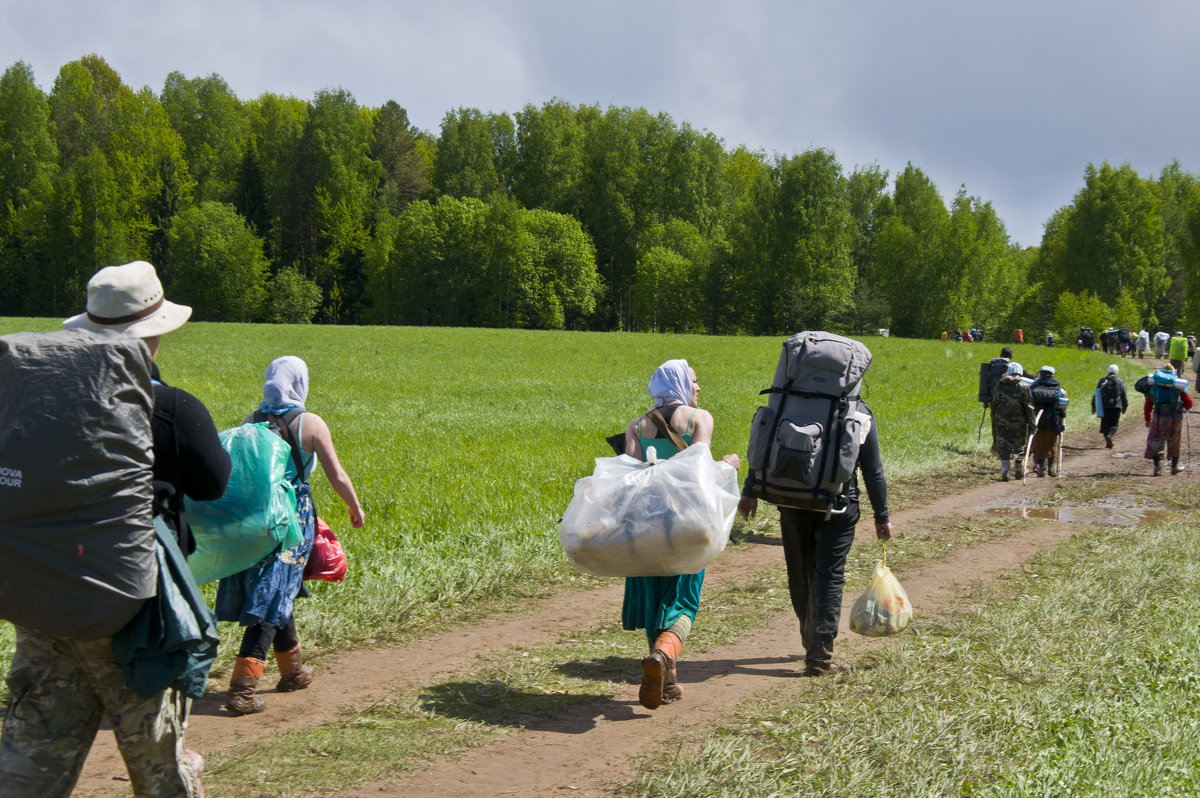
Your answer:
[684,407,716,440]
[299,411,331,448]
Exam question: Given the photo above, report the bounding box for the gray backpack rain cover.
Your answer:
[745,331,873,512]
[0,329,158,639]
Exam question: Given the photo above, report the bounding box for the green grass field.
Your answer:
[617,486,1200,798]
[0,320,1147,679]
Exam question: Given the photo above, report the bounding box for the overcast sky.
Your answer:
[4,0,1198,248]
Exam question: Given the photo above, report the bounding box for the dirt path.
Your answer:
[76,416,1183,796]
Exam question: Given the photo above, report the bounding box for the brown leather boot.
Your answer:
[661,658,683,704]
[225,657,266,715]
[275,644,315,692]
[639,650,667,710]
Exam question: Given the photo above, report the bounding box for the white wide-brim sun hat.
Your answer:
[62,261,192,338]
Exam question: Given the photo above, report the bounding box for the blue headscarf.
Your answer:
[647,359,693,408]
[259,356,309,414]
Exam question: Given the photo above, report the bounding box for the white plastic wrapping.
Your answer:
[559,442,740,577]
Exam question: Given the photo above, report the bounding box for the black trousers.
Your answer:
[778,502,861,666]
[1099,408,1122,437]
[238,617,300,660]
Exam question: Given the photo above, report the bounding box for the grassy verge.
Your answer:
[615,487,1200,798]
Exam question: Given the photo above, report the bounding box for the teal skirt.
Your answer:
[622,571,704,644]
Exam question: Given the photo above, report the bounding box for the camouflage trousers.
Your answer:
[0,625,200,798]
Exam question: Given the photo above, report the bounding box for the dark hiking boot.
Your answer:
[1153,458,1163,476]
[1047,458,1058,477]
[661,658,683,704]
[1172,459,1183,475]
[1104,434,1114,448]
[803,661,842,677]
[274,645,314,693]
[639,650,667,709]
[225,657,266,715]
[1014,461,1025,479]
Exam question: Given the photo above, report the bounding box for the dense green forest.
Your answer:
[2,55,1198,337]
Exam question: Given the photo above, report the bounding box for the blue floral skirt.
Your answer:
[215,483,315,628]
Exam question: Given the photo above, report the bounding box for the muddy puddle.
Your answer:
[985,505,1180,525]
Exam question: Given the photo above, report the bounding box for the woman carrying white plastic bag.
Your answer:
[612,360,739,710]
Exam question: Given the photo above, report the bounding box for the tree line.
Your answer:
[2,55,1198,338]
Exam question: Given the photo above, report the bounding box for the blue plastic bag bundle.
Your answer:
[185,423,304,584]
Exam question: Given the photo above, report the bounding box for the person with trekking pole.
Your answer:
[978,347,1019,445]
[1028,366,1068,477]
[990,361,1035,481]
[1142,369,1193,476]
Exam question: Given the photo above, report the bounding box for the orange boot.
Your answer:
[225,657,266,715]
[275,644,315,692]
[640,630,683,709]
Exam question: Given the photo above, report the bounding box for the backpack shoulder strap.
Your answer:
[646,407,688,451]
[252,408,307,476]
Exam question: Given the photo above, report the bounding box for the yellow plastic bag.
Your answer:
[849,543,913,637]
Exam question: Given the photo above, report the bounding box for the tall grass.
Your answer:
[0,320,1142,668]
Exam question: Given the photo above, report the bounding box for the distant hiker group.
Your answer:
[978,337,1195,483]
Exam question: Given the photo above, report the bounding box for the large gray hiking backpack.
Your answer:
[745,331,873,515]
[0,330,158,639]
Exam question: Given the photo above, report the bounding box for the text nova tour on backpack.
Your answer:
[745,331,873,517]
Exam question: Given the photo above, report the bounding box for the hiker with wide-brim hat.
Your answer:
[1,261,229,796]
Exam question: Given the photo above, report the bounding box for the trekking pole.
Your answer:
[1180,405,1190,480]
[1057,430,1064,479]
[1023,409,1044,485]
[977,406,988,446]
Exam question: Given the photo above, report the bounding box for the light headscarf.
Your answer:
[1007,361,1024,375]
[259,356,309,414]
[647,359,693,407]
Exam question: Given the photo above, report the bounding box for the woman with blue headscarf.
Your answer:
[622,359,740,710]
[217,356,365,716]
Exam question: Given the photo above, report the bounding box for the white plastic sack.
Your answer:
[559,442,740,577]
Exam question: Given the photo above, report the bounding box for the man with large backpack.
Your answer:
[737,332,893,677]
[1169,331,1189,375]
[1094,364,1128,449]
[990,361,1036,480]
[978,346,1016,410]
[1136,329,1151,359]
[1029,366,1068,477]
[1141,369,1193,475]
[1155,329,1171,359]
[1,262,228,797]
